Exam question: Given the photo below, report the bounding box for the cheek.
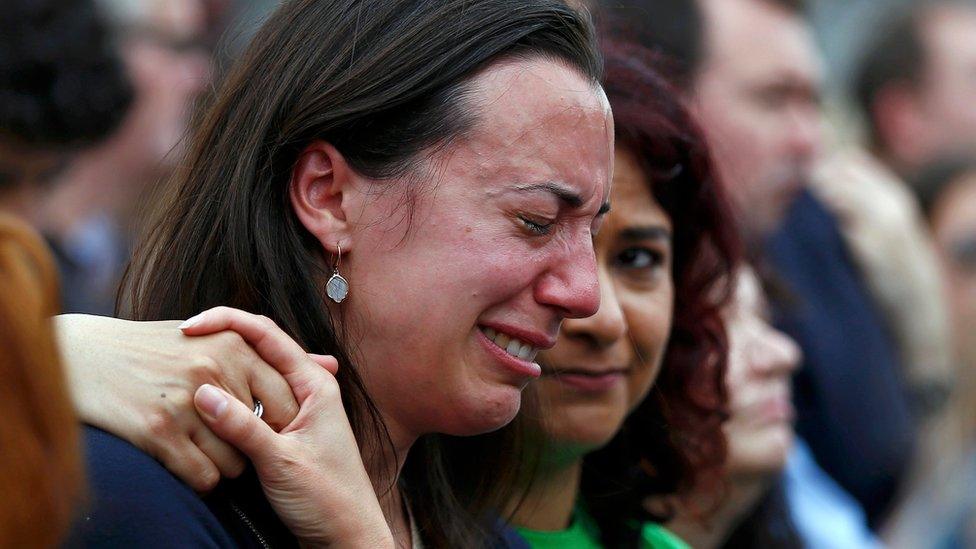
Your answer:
[622,292,673,408]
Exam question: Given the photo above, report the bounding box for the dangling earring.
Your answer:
[326,243,349,303]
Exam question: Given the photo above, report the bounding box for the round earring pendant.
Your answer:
[326,272,349,303]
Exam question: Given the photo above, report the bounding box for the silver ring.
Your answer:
[252,399,264,419]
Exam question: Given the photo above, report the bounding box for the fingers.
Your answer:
[180,307,324,402]
[189,425,248,480]
[245,358,300,431]
[308,353,339,375]
[194,384,278,468]
[152,435,222,494]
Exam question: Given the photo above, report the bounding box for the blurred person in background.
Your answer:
[856,0,976,181]
[0,217,81,547]
[0,0,132,223]
[664,269,881,549]
[873,158,976,547]
[694,0,918,527]
[596,0,914,533]
[912,160,976,446]
[915,161,976,387]
[837,0,976,465]
[39,0,213,314]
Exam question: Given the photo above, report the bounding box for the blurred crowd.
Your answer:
[2,0,976,547]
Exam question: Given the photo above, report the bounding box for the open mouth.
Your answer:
[479,326,541,363]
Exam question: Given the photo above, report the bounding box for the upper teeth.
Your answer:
[481,327,539,362]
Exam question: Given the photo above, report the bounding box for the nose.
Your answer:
[750,324,802,377]
[786,105,822,163]
[534,239,601,319]
[559,265,626,348]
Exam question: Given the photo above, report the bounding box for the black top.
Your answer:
[66,426,297,548]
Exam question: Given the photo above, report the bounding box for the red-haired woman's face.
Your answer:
[533,147,674,455]
[723,268,801,477]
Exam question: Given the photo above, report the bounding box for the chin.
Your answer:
[542,405,626,452]
[444,385,524,436]
[730,428,796,477]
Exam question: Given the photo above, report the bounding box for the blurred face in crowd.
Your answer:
[723,268,801,477]
[930,171,976,366]
[908,5,976,171]
[117,0,211,174]
[333,58,614,441]
[532,146,673,457]
[693,0,823,238]
[0,141,66,219]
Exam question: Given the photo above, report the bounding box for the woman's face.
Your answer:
[931,172,976,365]
[723,269,801,478]
[339,59,614,441]
[532,146,674,456]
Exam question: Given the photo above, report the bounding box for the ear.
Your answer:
[289,141,356,256]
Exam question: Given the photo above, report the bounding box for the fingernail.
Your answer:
[179,313,204,330]
[196,384,228,418]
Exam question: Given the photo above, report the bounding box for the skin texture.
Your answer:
[692,0,822,238]
[513,146,674,531]
[294,57,614,457]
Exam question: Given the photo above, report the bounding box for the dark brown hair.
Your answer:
[854,4,926,150]
[121,0,600,546]
[580,40,738,545]
[0,216,81,547]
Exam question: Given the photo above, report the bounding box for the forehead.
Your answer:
[923,6,976,65]
[606,147,671,228]
[453,58,614,200]
[701,0,822,87]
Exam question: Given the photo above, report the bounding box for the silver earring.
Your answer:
[326,243,349,303]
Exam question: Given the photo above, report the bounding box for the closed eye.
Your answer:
[519,215,554,235]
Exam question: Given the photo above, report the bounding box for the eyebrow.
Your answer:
[619,226,672,241]
[513,182,611,216]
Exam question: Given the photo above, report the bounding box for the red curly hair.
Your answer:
[579,39,740,545]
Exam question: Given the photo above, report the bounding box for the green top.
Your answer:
[514,507,689,549]
[640,522,690,549]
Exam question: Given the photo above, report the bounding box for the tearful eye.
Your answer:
[519,215,554,235]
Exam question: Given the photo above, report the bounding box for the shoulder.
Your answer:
[67,426,237,548]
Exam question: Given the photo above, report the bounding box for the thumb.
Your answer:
[194,384,279,467]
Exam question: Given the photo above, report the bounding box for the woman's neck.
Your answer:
[365,417,418,547]
[510,457,583,532]
[663,477,768,549]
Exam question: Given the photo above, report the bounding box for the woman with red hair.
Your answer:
[0,217,83,547]
[496,40,739,547]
